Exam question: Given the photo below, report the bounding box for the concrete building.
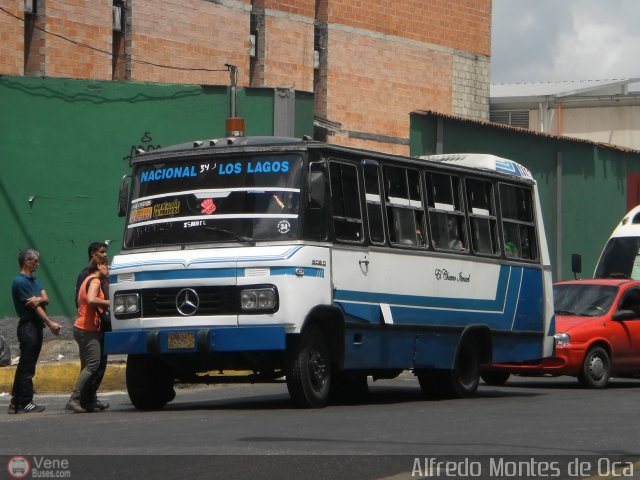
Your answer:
[490,78,640,151]
[0,0,491,155]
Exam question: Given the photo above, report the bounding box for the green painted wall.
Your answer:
[0,76,313,318]
[410,112,640,280]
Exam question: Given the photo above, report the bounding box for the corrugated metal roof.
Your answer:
[491,78,640,99]
[411,110,640,154]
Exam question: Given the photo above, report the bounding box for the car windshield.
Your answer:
[553,284,618,317]
[124,153,303,248]
[594,236,640,279]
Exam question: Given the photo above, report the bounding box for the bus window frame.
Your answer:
[498,182,540,262]
[362,159,387,246]
[328,158,365,245]
[383,164,427,249]
[425,170,468,253]
[465,176,501,258]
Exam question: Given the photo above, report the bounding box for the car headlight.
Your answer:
[554,332,570,346]
[114,293,140,317]
[240,287,277,311]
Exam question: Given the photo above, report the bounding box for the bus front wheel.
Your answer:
[286,327,331,408]
[126,354,176,410]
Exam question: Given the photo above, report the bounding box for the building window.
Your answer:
[490,110,530,129]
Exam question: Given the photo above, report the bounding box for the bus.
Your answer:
[594,205,640,279]
[104,132,555,409]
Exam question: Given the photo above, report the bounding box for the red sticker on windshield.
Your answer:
[200,198,217,215]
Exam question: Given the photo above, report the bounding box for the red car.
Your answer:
[482,279,640,388]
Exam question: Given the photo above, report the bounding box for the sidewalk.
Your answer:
[0,359,126,394]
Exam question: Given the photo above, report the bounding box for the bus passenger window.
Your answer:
[363,161,385,245]
[466,178,498,255]
[383,165,425,248]
[329,161,363,242]
[426,172,466,252]
[499,183,538,261]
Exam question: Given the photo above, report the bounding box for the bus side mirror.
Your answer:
[309,168,326,209]
[571,253,582,279]
[117,175,131,217]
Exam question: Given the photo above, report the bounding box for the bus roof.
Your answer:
[419,153,534,179]
[131,136,534,183]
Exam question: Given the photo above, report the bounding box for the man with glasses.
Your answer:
[8,248,62,414]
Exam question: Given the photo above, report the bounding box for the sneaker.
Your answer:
[65,399,86,414]
[20,402,45,413]
[7,403,18,414]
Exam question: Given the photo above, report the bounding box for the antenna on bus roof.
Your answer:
[224,64,245,137]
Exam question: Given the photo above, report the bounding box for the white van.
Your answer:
[594,205,640,279]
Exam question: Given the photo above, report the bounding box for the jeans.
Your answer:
[85,335,108,403]
[11,320,44,405]
[71,327,102,406]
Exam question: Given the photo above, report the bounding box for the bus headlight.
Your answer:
[114,293,140,317]
[554,332,570,346]
[240,287,277,311]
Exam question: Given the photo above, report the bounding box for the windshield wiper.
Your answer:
[554,309,578,316]
[204,226,255,245]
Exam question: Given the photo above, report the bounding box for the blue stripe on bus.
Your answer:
[134,268,237,281]
[111,264,324,283]
[335,265,544,332]
[335,265,514,312]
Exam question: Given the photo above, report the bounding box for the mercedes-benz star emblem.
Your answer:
[175,288,200,316]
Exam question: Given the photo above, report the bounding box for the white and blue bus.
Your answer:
[105,133,555,409]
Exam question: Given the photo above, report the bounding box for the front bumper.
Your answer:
[104,325,287,355]
[485,345,586,376]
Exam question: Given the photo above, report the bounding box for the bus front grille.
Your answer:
[140,286,239,317]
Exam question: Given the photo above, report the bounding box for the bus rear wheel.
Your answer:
[439,337,481,398]
[126,354,176,410]
[286,327,331,408]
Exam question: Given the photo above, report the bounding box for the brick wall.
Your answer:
[252,12,314,92]
[42,0,113,79]
[0,0,492,153]
[315,0,490,154]
[318,0,491,56]
[0,0,25,75]
[129,0,251,85]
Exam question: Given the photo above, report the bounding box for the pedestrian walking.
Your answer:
[66,260,110,413]
[72,242,110,411]
[8,248,62,414]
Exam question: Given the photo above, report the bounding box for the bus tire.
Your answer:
[286,327,331,408]
[577,346,610,388]
[480,371,510,386]
[329,371,369,404]
[126,354,176,410]
[440,336,481,398]
[416,369,441,398]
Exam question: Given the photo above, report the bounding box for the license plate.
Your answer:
[167,332,195,350]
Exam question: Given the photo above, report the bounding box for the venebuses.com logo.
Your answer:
[7,456,30,479]
[6,455,71,478]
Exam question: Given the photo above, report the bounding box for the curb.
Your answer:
[0,360,126,394]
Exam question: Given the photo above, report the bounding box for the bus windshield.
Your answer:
[124,153,303,248]
[594,237,640,279]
